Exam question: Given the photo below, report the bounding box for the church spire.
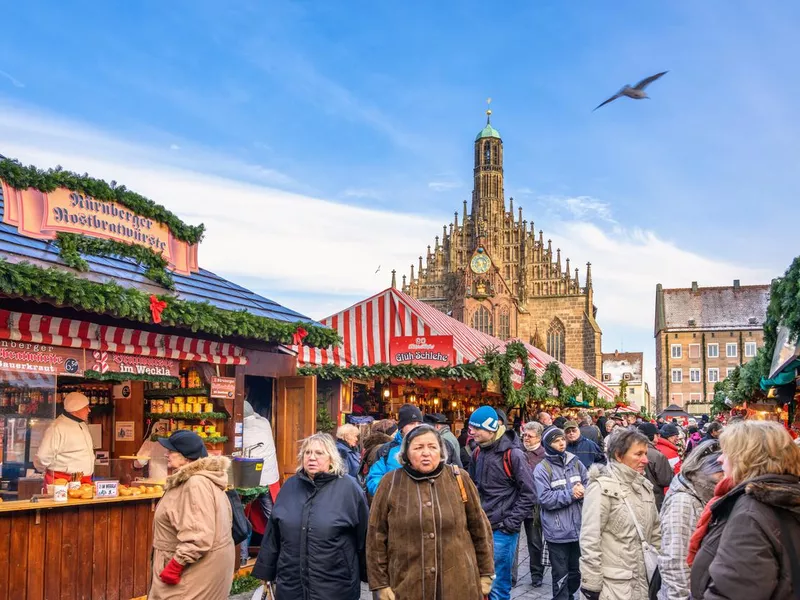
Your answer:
[391,269,397,289]
[586,262,593,288]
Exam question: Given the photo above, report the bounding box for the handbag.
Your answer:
[226,488,252,545]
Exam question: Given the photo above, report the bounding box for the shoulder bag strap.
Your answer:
[610,469,647,543]
[450,465,468,503]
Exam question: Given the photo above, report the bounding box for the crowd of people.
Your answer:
[144,403,800,600]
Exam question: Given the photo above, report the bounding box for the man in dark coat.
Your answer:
[564,421,606,469]
[595,409,609,439]
[469,406,536,600]
[636,422,674,510]
[423,413,462,467]
[578,411,604,450]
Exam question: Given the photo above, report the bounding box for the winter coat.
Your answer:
[253,470,369,600]
[581,423,604,449]
[337,439,362,479]
[654,437,681,475]
[644,442,674,510]
[468,428,536,532]
[362,432,392,472]
[524,444,546,471]
[367,465,494,600]
[567,435,607,469]
[597,416,609,438]
[658,475,705,600]
[366,431,403,496]
[684,432,702,455]
[533,451,588,543]
[148,456,234,600]
[579,461,661,600]
[439,425,463,467]
[690,474,800,600]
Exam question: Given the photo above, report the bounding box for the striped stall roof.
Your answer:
[0,309,247,364]
[296,287,615,400]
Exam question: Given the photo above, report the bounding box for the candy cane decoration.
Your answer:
[92,350,109,373]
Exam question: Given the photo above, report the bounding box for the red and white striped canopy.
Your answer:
[0,309,248,365]
[296,288,614,400]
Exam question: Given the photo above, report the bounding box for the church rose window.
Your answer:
[547,318,566,363]
[472,306,493,336]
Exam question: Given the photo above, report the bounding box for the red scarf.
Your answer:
[686,476,735,566]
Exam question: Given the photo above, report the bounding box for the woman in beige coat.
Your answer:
[148,430,234,600]
[579,428,661,600]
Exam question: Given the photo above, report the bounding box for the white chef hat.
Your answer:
[64,392,90,412]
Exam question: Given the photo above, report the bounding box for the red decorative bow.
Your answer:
[292,327,308,346]
[150,295,168,324]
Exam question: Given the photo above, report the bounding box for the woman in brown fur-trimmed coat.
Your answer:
[148,431,234,600]
[367,425,494,600]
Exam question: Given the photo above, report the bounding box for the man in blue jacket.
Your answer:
[534,427,589,600]
[468,406,536,600]
[564,420,606,469]
[365,403,423,496]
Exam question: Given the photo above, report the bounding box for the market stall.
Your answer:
[296,287,615,428]
[0,158,338,599]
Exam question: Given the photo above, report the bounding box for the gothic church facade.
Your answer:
[401,111,603,376]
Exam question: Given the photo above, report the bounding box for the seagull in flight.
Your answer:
[375,265,381,274]
[593,71,668,111]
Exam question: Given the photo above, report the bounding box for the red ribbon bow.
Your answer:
[292,327,308,346]
[150,295,168,324]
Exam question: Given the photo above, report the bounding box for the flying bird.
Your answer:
[375,265,381,274]
[593,71,668,111]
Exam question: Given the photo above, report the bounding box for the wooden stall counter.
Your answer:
[0,493,161,600]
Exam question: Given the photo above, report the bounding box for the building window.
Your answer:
[623,372,632,381]
[670,393,683,405]
[727,367,736,377]
[707,343,719,358]
[498,309,510,341]
[726,343,737,358]
[472,306,493,336]
[671,344,682,359]
[602,373,611,382]
[708,368,720,383]
[629,387,636,395]
[689,344,701,359]
[690,368,701,383]
[547,318,566,363]
[745,341,757,357]
[690,393,702,403]
[671,369,683,383]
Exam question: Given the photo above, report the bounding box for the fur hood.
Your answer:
[165,455,231,491]
[363,432,393,454]
[745,476,800,514]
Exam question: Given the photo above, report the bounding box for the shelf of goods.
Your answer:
[144,411,228,420]
[143,387,210,399]
[150,434,228,444]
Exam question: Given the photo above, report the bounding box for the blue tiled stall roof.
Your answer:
[0,189,316,324]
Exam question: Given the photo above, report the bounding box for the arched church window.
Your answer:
[472,306,493,336]
[547,318,566,363]
[484,141,491,164]
[498,308,510,340]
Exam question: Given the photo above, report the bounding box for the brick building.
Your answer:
[401,108,602,376]
[602,351,652,413]
[654,280,770,414]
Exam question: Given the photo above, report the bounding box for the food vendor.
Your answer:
[34,392,95,484]
[134,419,170,483]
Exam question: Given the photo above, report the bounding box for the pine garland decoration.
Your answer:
[298,362,493,384]
[0,158,204,243]
[235,485,272,503]
[0,259,341,348]
[55,233,175,289]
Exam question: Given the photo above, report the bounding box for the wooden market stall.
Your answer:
[295,287,615,428]
[0,159,336,599]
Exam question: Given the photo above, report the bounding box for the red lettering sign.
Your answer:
[0,343,84,375]
[210,376,236,399]
[90,351,179,378]
[389,336,455,367]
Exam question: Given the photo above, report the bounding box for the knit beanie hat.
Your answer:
[469,406,499,432]
[542,427,565,449]
[398,404,423,431]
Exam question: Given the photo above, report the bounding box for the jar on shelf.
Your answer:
[204,403,214,413]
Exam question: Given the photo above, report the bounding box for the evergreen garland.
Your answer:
[0,259,340,348]
[235,485,272,503]
[55,233,175,289]
[230,575,262,595]
[0,158,204,243]
[298,362,493,383]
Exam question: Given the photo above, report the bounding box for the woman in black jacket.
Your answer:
[253,433,369,600]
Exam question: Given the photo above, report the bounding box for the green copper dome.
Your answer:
[476,123,501,141]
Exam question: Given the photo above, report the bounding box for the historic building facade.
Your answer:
[401,110,602,376]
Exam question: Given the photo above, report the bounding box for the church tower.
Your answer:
[401,105,603,376]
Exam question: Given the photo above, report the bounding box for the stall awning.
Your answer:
[296,287,614,401]
[0,309,248,365]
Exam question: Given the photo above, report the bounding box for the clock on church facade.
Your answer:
[401,110,603,377]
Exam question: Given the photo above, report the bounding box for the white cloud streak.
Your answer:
[0,70,24,88]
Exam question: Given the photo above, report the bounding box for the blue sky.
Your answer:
[1,1,798,392]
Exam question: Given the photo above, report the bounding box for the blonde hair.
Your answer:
[295,433,346,477]
[336,423,359,441]
[720,420,800,484]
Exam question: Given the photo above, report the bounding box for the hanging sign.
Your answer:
[510,358,525,391]
[389,335,455,367]
[1,183,199,275]
[0,342,85,375]
[92,351,179,377]
[210,376,236,399]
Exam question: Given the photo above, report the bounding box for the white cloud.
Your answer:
[428,181,461,192]
[542,195,615,223]
[341,187,382,200]
[0,70,24,88]
[169,143,180,151]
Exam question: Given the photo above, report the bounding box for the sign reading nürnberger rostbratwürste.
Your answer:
[1,183,198,275]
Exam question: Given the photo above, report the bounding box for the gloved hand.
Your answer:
[480,575,495,595]
[375,588,396,600]
[159,558,184,585]
[580,588,601,600]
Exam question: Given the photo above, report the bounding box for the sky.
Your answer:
[1,1,798,394]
